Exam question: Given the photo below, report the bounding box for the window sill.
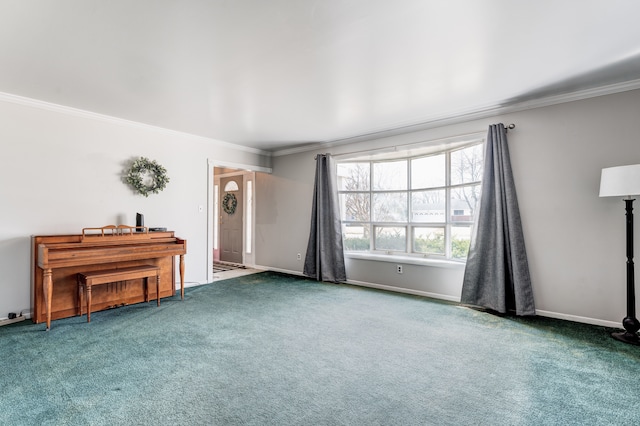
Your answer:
[344,252,466,269]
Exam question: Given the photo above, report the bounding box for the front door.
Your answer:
[219,176,243,264]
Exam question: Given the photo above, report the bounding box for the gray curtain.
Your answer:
[460,124,535,315]
[303,154,347,282]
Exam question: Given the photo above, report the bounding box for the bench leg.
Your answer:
[156,273,160,307]
[86,284,92,323]
[77,276,83,317]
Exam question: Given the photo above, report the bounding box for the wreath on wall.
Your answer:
[222,192,238,214]
[124,157,170,197]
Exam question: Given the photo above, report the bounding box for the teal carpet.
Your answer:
[2,271,640,425]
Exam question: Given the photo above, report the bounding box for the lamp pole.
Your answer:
[611,198,640,345]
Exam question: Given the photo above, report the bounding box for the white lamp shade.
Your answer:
[599,164,640,197]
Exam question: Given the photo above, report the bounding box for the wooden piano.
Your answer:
[32,225,186,330]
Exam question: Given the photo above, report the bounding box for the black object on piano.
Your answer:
[136,213,144,232]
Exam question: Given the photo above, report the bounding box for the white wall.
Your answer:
[0,96,270,320]
[6,88,639,328]
[256,89,640,327]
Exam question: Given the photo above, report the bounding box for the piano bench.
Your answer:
[77,265,161,323]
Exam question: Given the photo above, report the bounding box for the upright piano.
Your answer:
[32,226,186,330]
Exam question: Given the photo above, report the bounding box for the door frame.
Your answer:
[207,159,272,283]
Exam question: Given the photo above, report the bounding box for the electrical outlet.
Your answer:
[396,265,403,274]
[297,253,302,261]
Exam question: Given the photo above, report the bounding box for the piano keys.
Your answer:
[32,226,186,330]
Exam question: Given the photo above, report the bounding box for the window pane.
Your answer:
[413,227,445,255]
[340,193,370,222]
[373,160,407,190]
[411,154,445,189]
[337,163,370,191]
[374,226,406,251]
[343,223,370,251]
[214,184,219,250]
[246,180,252,254]
[338,139,482,260]
[224,180,239,191]
[451,144,483,185]
[452,226,472,259]
[373,192,407,222]
[411,190,445,223]
[450,184,481,222]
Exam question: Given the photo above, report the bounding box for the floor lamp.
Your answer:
[600,164,640,345]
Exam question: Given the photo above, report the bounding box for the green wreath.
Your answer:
[222,192,237,214]
[125,157,170,197]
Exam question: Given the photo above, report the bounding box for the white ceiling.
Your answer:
[2,0,640,152]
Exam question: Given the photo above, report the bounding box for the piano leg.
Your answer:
[87,284,92,323]
[43,268,53,331]
[180,254,185,300]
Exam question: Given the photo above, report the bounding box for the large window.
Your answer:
[337,141,483,261]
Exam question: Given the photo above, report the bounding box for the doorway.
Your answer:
[208,159,271,283]
[212,167,256,270]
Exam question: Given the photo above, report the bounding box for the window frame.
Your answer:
[337,139,484,262]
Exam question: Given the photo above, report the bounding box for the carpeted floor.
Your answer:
[1,271,640,425]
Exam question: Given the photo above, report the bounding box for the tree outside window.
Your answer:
[337,141,483,260]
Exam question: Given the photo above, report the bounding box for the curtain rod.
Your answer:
[314,123,516,159]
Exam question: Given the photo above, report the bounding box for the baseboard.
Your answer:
[253,265,305,277]
[344,279,461,303]
[176,281,210,290]
[535,310,621,329]
[343,283,623,328]
[0,310,31,325]
[228,267,625,329]
[241,263,266,271]
[252,266,460,302]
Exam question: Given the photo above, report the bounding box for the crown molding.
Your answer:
[4,77,640,159]
[272,78,640,157]
[207,158,272,174]
[0,91,271,157]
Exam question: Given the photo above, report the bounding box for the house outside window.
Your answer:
[337,141,484,261]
